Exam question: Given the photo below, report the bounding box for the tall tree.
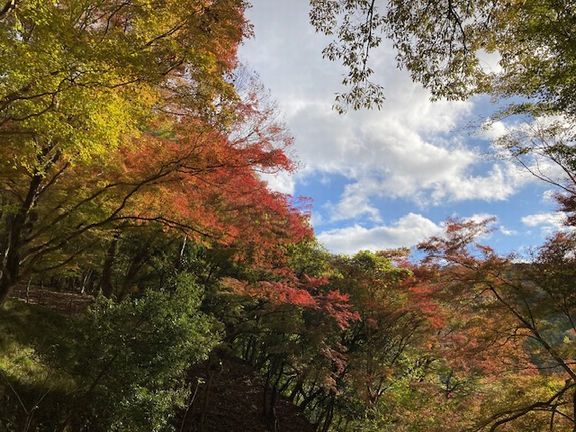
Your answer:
[0,73,310,303]
[309,0,576,115]
[0,0,251,303]
[417,218,576,430]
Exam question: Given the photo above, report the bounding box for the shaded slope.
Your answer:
[181,355,315,432]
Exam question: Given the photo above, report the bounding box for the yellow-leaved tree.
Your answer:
[0,0,250,302]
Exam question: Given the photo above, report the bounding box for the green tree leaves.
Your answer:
[309,0,576,115]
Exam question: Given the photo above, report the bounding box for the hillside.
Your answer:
[0,298,315,432]
[181,355,314,432]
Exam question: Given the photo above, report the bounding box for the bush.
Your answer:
[44,273,222,432]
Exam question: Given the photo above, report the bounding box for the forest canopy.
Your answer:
[1,1,576,432]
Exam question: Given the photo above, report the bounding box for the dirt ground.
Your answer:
[180,355,315,432]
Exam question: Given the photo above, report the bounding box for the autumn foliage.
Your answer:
[3,2,576,432]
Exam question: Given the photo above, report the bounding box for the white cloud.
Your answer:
[521,212,568,235]
[456,213,517,237]
[326,160,525,221]
[476,50,503,75]
[465,213,497,223]
[500,226,518,236]
[327,188,382,222]
[481,120,509,141]
[260,172,295,195]
[309,210,324,228]
[542,189,557,203]
[240,0,530,221]
[317,213,442,254]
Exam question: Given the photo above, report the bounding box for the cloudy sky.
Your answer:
[239,0,562,255]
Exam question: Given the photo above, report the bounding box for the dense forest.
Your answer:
[1,1,576,431]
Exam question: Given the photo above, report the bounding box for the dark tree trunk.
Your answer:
[299,376,322,412]
[100,233,119,298]
[320,395,335,432]
[0,173,43,304]
[245,336,257,364]
[262,365,272,418]
[118,247,148,299]
[572,388,576,432]
[289,372,308,403]
[263,361,283,432]
[279,374,294,394]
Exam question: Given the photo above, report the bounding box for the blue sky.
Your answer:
[239,0,564,256]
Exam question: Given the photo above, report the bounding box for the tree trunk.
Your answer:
[320,395,335,432]
[0,173,43,304]
[279,374,294,394]
[263,361,283,432]
[300,387,323,411]
[118,247,148,299]
[100,233,119,298]
[572,388,576,432]
[262,366,272,418]
[289,371,309,403]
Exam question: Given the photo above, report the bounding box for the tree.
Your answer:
[417,218,576,431]
[0,75,310,303]
[492,117,576,228]
[213,246,435,432]
[309,0,576,115]
[0,0,250,303]
[329,251,419,407]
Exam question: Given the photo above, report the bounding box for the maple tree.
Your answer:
[205,244,435,432]
[0,0,250,303]
[413,218,576,431]
[0,75,310,302]
[4,2,576,432]
[328,251,417,407]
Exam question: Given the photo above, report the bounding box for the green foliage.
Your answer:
[0,0,247,165]
[309,0,576,115]
[2,2,576,431]
[49,274,221,432]
[0,275,221,432]
[0,300,80,431]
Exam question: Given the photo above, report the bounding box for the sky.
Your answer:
[238,0,565,256]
